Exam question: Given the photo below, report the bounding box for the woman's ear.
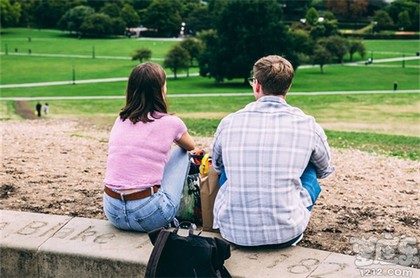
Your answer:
[162,82,167,96]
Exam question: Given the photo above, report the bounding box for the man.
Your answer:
[35,102,42,117]
[211,55,335,247]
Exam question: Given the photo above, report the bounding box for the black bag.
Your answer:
[145,222,231,278]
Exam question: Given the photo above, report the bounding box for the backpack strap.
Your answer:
[145,230,171,278]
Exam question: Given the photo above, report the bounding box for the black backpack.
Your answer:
[145,222,231,278]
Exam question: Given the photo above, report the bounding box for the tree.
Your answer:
[121,4,140,28]
[185,3,213,34]
[199,0,297,83]
[279,0,312,21]
[132,48,152,63]
[0,0,21,28]
[180,37,203,67]
[348,40,366,61]
[289,29,314,56]
[164,45,191,79]
[309,18,339,40]
[80,13,113,37]
[319,36,349,64]
[397,10,411,30]
[142,0,182,37]
[373,10,394,31]
[385,0,419,31]
[99,3,121,18]
[312,45,332,73]
[32,0,68,28]
[326,0,368,19]
[198,29,221,80]
[305,7,319,26]
[58,5,95,34]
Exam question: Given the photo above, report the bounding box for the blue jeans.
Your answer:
[219,163,321,211]
[103,147,190,232]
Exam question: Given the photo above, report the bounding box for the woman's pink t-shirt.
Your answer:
[104,114,187,190]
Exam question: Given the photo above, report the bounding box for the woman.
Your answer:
[103,62,195,232]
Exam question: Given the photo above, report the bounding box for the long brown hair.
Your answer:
[120,63,168,124]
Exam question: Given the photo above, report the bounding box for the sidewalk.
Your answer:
[1,210,418,278]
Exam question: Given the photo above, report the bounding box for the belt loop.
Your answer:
[120,192,126,202]
[150,186,154,196]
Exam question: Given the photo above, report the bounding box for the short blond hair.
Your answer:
[253,55,294,96]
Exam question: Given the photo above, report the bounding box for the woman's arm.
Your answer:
[176,131,195,151]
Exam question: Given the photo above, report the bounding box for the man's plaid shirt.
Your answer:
[211,96,335,246]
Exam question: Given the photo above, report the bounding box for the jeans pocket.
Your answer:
[130,193,176,232]
[103,194,125,228]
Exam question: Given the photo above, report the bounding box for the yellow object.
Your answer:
[200,153,210,176]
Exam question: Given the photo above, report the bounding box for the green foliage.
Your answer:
[80,13,114,37]
[142,0,182,37]
[132,48,152,62]
[348,40,366,61]
[0,0,21,28]
[318,35,349,63]
[99,3,120,18]
[309,18,339,40]
[373,10,394,31]
[121,4,140,28]
[184,2,212,33]
[200,0,298,82]
[289,29,314,56]
[58,5,95,34]
[397,10,411,30]
[385,0,419,31]
[164,45,191,79]
[305,7,319,26]
[32,0,69,29]
[179,37,203,66]
[312,44,332,73]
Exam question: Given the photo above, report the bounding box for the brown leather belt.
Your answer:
[104,185,160,201]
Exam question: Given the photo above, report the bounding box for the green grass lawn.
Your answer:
[1,28,177,57]
[363,39,420,56]
[1,65,419,98]
[1,28,419,161]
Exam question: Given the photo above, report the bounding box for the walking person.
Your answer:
[211,55,335,247]
[43,103,49,115]
[103,62,195,232]
[35,102,42,117]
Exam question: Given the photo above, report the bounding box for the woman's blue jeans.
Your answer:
[103,147,190,232]
[219,163,321,211]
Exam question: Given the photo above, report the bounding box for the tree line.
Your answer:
[1,0,418,35]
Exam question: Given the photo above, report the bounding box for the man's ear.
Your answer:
[254,81,263,99]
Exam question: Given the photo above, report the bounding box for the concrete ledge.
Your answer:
[1,210,418,278]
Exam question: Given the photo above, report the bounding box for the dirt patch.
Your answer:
[15,101,39,119]
[1,119,419,268]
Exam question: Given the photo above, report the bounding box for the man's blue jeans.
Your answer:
[219,163,321,211]
[103,147,190,232]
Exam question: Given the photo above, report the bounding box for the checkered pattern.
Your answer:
[211,96,335,246]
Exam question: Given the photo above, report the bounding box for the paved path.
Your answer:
[1,56,418,90]
[1,90,419,102]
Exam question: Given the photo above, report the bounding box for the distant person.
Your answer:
[393,81,398,91]
[35,102,42,117]
[211,55,335,247]
[43,103,49,115]
[103,62,195,232]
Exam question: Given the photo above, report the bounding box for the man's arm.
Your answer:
[311,124,335,179]
[211,121,225,174]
